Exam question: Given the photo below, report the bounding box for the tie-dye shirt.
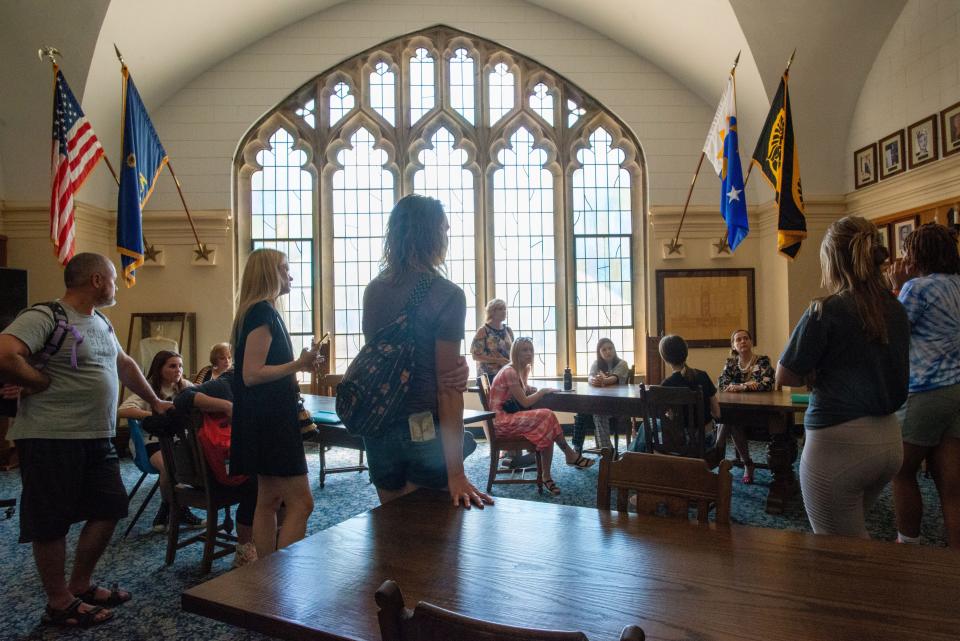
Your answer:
[898,273,960,393]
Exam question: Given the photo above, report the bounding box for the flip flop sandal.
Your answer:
[543,479,561,495]
[567,455,595,470]
[76,583,131,608]
[42,598,114,628]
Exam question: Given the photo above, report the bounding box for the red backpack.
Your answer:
[197,413,248,486]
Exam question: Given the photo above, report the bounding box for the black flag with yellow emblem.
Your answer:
[751,72,806,259]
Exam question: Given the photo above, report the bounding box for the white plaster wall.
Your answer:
[145,0,719,213]
[846,0,960,191]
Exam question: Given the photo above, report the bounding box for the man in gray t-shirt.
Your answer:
[0,253,172,626]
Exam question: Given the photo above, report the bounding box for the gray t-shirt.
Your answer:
[779,293,909,430]
[362,271,466,419]
[3,301,121,439]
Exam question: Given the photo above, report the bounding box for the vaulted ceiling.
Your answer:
[0,0,905,204]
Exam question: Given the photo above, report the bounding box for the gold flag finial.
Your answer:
[732,51,741,71]
[38,46,60,65]
[113,43,125,67]
[785,48,797,72]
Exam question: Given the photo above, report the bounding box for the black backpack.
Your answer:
[336,274,435,438]
[0,302,111,417]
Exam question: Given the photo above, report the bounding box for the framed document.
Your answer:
[655,269,755,348]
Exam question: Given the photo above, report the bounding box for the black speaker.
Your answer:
[0,268,28,332]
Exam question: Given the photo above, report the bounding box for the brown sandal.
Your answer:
[76,582,131,608]
[543,479,561,495]
[42,598,114,628]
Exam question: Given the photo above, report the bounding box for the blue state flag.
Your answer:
[117,67,167,286]
[702,75,748,250]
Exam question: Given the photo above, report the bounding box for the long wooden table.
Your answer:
[182,490,960,641]
[534,384,805,514]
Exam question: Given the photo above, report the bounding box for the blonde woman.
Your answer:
[470,299,513,379]
[230,248,321,558]
[193,342,232,384]
[488,337,594,495]
[777,216,909,538]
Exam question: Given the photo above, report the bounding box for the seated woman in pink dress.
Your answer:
[488,337,595,495]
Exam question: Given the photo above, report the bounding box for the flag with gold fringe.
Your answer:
[117,66,167,286]
[751,72,806,258]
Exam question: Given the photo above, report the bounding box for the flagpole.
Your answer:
[40,46,121,188]
[744,49,795,190]
[114,45,206,260]
[669,52,741,253]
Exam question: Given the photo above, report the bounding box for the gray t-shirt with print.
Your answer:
[3,301,121,440]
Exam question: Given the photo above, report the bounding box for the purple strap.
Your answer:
[67,326,84,369]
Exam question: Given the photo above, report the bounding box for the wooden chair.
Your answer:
[477,374,543,494]
[597,449,732,525]
[157,411,243,574]
[638,383,724,468]
[376,580,645,641]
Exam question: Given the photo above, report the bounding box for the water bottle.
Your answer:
[563,367,573,391]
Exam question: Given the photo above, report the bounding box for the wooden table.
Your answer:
[300,394,495,487]
[717,390,806,514]
[534,384,804,514]
[182,490,960,641]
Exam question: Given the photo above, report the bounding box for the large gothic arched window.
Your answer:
[237,26,646,376]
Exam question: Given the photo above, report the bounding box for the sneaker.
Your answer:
[507,452,537,469]
[151,502,170,533]
[232,542,259,568]
[178,507,206,530]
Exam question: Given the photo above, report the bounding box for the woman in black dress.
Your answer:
[230,248,321,558]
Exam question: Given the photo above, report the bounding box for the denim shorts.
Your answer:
[363,414,477,491]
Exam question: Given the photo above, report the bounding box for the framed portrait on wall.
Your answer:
[877,224,890,252]
[893,217,918,259]
[941,100,960,158]
[854,143,878,189]
[655,269,755,348]
[879,130,906,179]
[907,115,939,169]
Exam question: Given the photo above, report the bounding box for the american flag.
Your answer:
[51,67,104,265]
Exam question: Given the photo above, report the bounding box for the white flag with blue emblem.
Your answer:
[702,75,749,250]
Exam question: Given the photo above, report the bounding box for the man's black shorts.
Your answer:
[17,438,128,543]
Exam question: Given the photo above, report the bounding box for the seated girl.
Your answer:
[488,337,594,495]
[193,342,232,384]
[716,329,775,483]
[632,335,720,453]
[118,350,203,532]
[588,337,631,451]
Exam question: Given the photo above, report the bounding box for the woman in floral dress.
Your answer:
[716,328,775,483]
[488,337,594,495]
[470,298,514,380]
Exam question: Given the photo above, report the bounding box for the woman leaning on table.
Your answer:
[776,216,909,538]
[716,329,775,484]
[230,247,322,558]
[887,223,960,547]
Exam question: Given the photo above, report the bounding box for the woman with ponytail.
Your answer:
[647,335,721,449]
[777,216,909,538]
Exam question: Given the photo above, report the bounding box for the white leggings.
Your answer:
[800,414,903,538]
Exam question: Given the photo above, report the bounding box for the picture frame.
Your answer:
[892,217,918,259]
[854,142,878,189]
[877,224,890,252]
[907,115,939,169]
[655,268,755,348]
[879,129,906,179]
[941,100,960,158]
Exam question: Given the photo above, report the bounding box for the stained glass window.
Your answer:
[250,129,314,376]
[573,128,633,372]
[493,127,556,376]
[449,48,475,125]
[410,48,435,125]
[332,127,394,373]
[369,61,395,126]
[488,63,514,125]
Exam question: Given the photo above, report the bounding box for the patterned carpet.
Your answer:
[0,438,946,640]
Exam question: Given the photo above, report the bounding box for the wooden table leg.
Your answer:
[764,415,798,514]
